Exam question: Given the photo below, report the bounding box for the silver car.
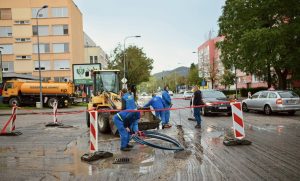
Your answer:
[242,90,300,115]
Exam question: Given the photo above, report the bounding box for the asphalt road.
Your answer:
[0,95,300,180]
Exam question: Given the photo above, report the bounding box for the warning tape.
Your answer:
[8,101,236,116]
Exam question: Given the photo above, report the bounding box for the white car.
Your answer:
[183,91,193,100]
[242,90,300,115]
[168,91,174,96]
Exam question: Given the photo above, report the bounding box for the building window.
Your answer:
[0,27,12,37]
[32,8,48,18]
[53,43,69,53]
[54,77,70,82]
[16,55,31,60]
[51,7,68,17]
[90,56,93,63]
[34,60,51,71]
[0,44,13,54]
[43,77,51,82]
[15,38,31,42]
[2,61,14,72]
[94,56,98,63]
[0,8,12,20]
[52,25,68,35]
[54,60,70,70]
[33,44,50,53]
[14,20,30,25]
[32,25,49,36]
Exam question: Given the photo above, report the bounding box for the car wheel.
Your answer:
[242,103,249,112]
[288,111,296,116]
[202,107,207,116]
[9,97,20,107]
[264,105,272,115]
[227,112,232,116]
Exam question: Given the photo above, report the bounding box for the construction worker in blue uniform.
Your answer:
[121,85,139,135]
[162,85,172,128]
[143,93,166,125]
[113,110,140,151]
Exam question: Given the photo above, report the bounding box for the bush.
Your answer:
[293,88,300,96]
[222,90,236,96]
[240,87,268,97]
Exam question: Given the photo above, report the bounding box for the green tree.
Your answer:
[220,70,235,90]
[218,0,300,89]
[187,63,201,86]
[109,45,154,86]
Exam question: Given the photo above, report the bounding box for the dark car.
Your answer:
[201,90,232,116]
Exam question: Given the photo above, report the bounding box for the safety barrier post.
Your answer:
[81,110,113,162]
[223,102,252,146]
[0,105,22,136]
[45,101,64,127]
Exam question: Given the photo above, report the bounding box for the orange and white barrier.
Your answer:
[53,101,58,123]
[231,102,245,139]
[89,111,98,153]
[0,105,22,136]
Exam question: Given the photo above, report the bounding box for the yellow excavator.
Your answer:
[86,69,159,135]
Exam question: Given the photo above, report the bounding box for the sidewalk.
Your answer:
[0,106,86,116]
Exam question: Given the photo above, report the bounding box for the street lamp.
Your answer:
[0,47,3,85]
[123,35,141,89]
[36,5,48,108]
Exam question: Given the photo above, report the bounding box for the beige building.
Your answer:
[0,0,84,82]
[84,32,108,69]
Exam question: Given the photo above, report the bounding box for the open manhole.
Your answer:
[112,157,131,164]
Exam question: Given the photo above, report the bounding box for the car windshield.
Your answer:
[278,91,299,98]
[202,91,226,98]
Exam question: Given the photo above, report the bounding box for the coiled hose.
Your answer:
[132,130,184,151]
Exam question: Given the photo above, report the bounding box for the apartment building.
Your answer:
[0,0,84,82]
[84,32,108,69]
[197,36,267,90]
[197,36,225,89]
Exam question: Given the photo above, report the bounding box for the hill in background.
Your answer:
[152,66,189,79]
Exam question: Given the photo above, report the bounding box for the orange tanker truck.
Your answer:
[2,80,75,108]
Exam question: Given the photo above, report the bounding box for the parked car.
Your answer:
[168,91,174,96]
[201,90,232,116]
[140,92,148,96]
[242,90,300,115]
[183,91,193,100]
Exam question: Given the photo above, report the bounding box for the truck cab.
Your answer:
[2,81,23,106]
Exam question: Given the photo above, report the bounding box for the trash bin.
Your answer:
[36,102,42,108]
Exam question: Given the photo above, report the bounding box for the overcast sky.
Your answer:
[73,0,225,74]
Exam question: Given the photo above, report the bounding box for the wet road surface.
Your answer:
[0,96,300,180]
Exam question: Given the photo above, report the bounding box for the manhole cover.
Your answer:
[112,157,131,164]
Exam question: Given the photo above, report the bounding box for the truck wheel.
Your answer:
[9,97,20,107]
[47,98,58,108]
[98,113,110,133]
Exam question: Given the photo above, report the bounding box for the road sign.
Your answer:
[121,77,127,84]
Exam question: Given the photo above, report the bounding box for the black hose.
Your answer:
[132,131,184,151]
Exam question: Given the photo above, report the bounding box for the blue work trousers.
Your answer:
[164,105,171,125]
[113,117,130,149]
[193,107,202,125]
[155,110,166,124]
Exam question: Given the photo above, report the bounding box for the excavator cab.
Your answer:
[86,69,160,135]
